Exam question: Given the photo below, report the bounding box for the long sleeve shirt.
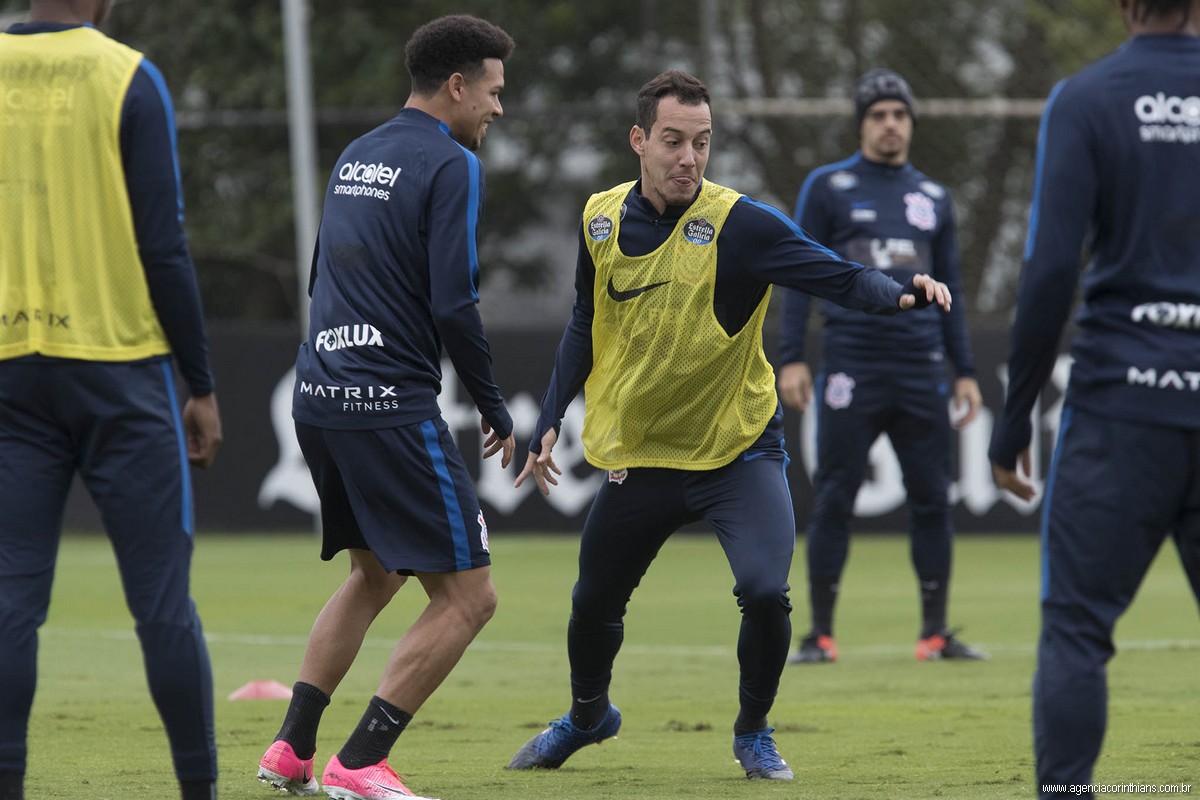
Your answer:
[989,33,1200,469]
[533,179,911,449]
[293,108,511,437]
[5,21,214,396]
[777,152,975,376]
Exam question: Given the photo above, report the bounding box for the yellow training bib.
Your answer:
[0,26,169,361]
[582,180,776,470]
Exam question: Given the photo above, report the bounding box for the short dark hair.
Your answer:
[1130,0,1194,25]
[404,15,515,96]
[635,69,711,133]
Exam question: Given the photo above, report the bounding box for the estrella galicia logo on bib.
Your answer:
[683,217,715,245]
[588,214,614,241]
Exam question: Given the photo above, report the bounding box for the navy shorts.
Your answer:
[296,417,490,574]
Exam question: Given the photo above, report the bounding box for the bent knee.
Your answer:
[347,569,405,612]
[736,584,792,615]
[471,579,498,625]
[437,572,497,631]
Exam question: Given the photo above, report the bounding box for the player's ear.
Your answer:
[446,72,466,102]
[629,124,646,156]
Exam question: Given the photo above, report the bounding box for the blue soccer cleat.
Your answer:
[507,704,621,769]
[732,727,794,780]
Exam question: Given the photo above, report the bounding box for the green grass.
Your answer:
[28,532,1200,799]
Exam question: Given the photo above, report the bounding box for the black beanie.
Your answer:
[854,68,916,128]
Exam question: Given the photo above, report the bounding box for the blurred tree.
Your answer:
[0,0,1127,321]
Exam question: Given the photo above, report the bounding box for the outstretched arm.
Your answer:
[516,224,596,493]
[732,198,950,315]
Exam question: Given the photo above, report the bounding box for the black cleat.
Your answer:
[915,629,988,661]
[788,632,838,664]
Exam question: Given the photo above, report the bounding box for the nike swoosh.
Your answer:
[607,277,671,302]
[366,778,410,795]
[376,705,401,725]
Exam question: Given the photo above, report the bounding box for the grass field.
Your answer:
[28,532,1200,799]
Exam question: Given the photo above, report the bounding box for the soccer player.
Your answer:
[776,69,986,665]
[254,15,516,800]
[506,69,952,781]
[989,0,1200,795]
[0,3,223,800]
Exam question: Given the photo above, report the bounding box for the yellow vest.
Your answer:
[582,180,777,470]
[0,26,169,361]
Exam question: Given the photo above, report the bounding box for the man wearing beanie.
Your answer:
[776,69,987,665]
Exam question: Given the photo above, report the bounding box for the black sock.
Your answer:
[275,681,331,760]
[179,779,216,800]
[0,771,23,800]
[569,692,610,730]
[337,696,412,770]
[918,575,949,639]
[733,713,768,737]
[809,576,840,637]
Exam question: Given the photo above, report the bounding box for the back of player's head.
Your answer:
[635,69,711,133]
[30,0,114,25]
[404,15,515,97]
[854,68,916,129]
[1129,0,1195,24]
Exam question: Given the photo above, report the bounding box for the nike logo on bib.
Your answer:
[607,277,671,302]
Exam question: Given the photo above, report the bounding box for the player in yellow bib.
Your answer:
[507,69,951,780]
[0,3,221,799]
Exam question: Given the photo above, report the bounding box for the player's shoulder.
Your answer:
[806,155,864,194]
[1047,46,1130,112]
[904,164,951,202]
[729,194,800,236]
[361,115,480,177]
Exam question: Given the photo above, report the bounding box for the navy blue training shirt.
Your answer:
[989,33,1200,469]
[532,180,911,448]
[6,21,214,396]
[293,107,512,437]
[777,152,975,375]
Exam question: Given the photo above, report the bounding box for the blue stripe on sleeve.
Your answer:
[137,59,185,224]
[420,420,472,570]
[160,361,194,536]
[455,146,483,301]
[741,197,844,263]
[1024,80,1066,262]
[794,153,859,224]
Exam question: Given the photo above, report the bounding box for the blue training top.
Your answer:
[531,179,910,450]
[777,152,975,375]
[293,108,512,437]
[990,33,1200,469]
[4,21,213,396]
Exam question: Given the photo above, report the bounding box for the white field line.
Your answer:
[37,627,1200,658]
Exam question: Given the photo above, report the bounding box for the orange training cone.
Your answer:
[228,680,293,700]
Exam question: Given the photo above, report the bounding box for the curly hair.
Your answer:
[634,69,711,133]
[404,15,515,96]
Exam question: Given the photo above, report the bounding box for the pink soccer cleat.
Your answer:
[257,740,320,796]
[321,755,438,800]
